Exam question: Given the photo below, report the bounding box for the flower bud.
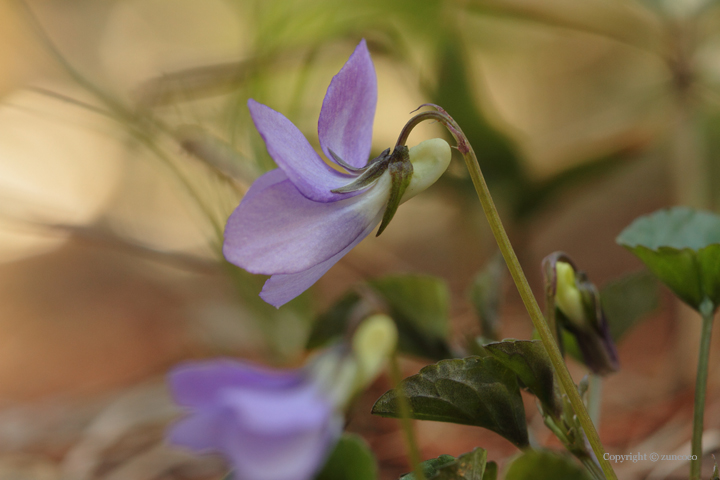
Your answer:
[352,314,398,388]
[401,138,451,203]
[543,252,619,375]
[309,314,398,408]
[555,261,586,328]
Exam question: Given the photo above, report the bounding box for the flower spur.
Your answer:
[223,39,451,307]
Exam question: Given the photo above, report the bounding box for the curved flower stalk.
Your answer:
[223,40,451,307]
[167,315,398,480]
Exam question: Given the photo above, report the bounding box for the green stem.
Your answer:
[389,353,426,480]
[396,107,617,480]
[690,301,715,480]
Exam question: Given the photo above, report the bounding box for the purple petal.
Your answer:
[223,173,391,276]
[241,168,288,204]
[260,212,382,307]
[248,99,353,202]
[223,382,332,435]
[319,39,377,169]
[169,361,302,408]
[167,408,226,451]
[226,414,343,480]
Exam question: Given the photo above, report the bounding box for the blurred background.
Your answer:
[1,0,720,478]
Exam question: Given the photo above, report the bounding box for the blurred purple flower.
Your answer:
[167,360,343,480]
[223,39,388,307]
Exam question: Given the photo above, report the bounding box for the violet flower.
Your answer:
[223,39,450,307]
[167,360,343,480]
[167,316,397,480]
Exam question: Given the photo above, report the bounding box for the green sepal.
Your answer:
[371,356,529,448]
[331,149,391,193]
[377,145,413,236]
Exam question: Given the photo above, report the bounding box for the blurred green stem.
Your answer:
[14,0,226,246]
[389,353,426,480]
[667,18,708,209]
[587,375,603,427]
[581,455,606,480]
[397,106,617,480]
[690,301,715,480]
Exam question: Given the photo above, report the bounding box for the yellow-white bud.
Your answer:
[401,138,451,203]
[555,261,585,326]
[351,314,398,388]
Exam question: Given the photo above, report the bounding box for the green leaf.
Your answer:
[468,253,506,341]
[482,340,561,417]
[306,291,362,350]
[504,451,591,480]
[432,448,488,480]
[400,455,456,480]
[307,275,451,360]
[371,357,529,448]
[617,207,720,311]
[401,449,490,480]
[482,462,497,480]
[316,433,378,480]
[600,270,659,342]
[369,274,452,360]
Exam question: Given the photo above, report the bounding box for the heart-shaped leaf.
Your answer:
[600,270,659,342]
[369,274,452,360]
[307,291,363,350]
[617,207,720,312]
[316,433,378,480]
[482,340,561,417]
[468,253,506,341]
[371,357,529,448]
[306,274,451,360]
[504,450,591,480]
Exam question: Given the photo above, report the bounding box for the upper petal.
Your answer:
[259,214,381,308]
[248,99,352,202]
[318,39,377,169]
[223,172,391,276]
[168,360,302,408]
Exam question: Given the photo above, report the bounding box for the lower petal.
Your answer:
[167,409,226,452]
[226,413,343,480]
[224,173,390,276]
[260,214,381,307]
